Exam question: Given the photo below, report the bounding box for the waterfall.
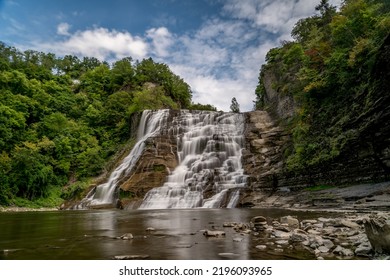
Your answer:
[75,110,169,209]
[139,110,247,209]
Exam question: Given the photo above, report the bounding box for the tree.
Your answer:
[230,97,240,113]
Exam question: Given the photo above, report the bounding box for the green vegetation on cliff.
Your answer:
[0,45,213,206]
[255,0,390,179]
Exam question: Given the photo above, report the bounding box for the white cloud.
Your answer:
[57,22,71,36]
[146,27,174,57]
[38,24,148,61]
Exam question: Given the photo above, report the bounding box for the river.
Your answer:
[0,208,361,260]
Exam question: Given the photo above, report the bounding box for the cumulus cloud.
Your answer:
[146,27,174,57]
[38,24,148,61]
[223,0,342,40]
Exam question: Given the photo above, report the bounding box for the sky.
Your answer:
[0,0,342,112]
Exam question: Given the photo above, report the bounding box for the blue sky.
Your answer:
[0,0,341,112]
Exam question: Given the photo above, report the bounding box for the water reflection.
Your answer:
[0,209,339,260]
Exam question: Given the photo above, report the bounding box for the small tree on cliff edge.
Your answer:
[230,97,240,113]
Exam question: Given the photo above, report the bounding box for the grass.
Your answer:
[8,188,64,209]
[304,185,336,192]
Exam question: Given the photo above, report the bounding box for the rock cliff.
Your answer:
[246,33,390,195]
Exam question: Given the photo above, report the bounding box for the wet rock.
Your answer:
[113,255,150,260]
[251,216,267,224]
[272,230,291,239]
[223,222,237,227]
[146,227,156,232]
[280,216,299,229]
[233,238,243,242]
[318,246,330,253]
[322,239,334,249]
[233,223,250,232]
[203,230,226,237]
[302,219,318,225]
[355,243,372,256]
[333,245,354,257]
[255,245,267,250]
[290,230,309,243]
[274,226,290,232]
[250,216,268,231]
[364,213,390,254]
[309,236,324,249]
[275,240,289,246]
[118,233,134,240]
[335,219,360,229]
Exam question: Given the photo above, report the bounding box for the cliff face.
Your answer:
[247,34,390,192]
[117,111,180,207]
[241,111,287,190]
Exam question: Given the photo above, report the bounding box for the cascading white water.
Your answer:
[76,110,169,208]
[139,110,247,209]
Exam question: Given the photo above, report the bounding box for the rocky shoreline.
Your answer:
[246,212,390,259]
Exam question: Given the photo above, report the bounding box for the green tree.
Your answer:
[230,97,240,113]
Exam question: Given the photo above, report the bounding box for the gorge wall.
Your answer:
[245,33,390,196]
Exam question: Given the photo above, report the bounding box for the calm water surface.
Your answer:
[0,208,338,260]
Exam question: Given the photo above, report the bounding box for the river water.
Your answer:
[0,208,346,260]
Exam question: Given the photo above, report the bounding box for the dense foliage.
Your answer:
[255,0,390,172]
[0,44,204,206]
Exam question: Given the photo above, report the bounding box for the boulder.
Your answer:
[333,245,354,257]
[250,216,268,231]
[355,243,373,256]
[364,213,390,254]
[280,216,300,229]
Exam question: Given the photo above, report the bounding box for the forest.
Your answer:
[0,44,218,206]
[255,0,390,176]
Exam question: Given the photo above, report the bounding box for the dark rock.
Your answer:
[364,213,390,254]
[118,233,133,240]
[113,255,150,260]
[203,230,226,237]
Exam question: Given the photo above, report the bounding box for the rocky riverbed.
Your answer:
[225,212,390,260]
[111,211,390,260]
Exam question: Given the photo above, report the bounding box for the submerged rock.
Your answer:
[113,255,149,260]
[203,230,226,237]
[118,233,134,240]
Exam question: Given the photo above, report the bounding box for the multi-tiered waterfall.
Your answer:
[77,109,247,209]
[140,110,247,209]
